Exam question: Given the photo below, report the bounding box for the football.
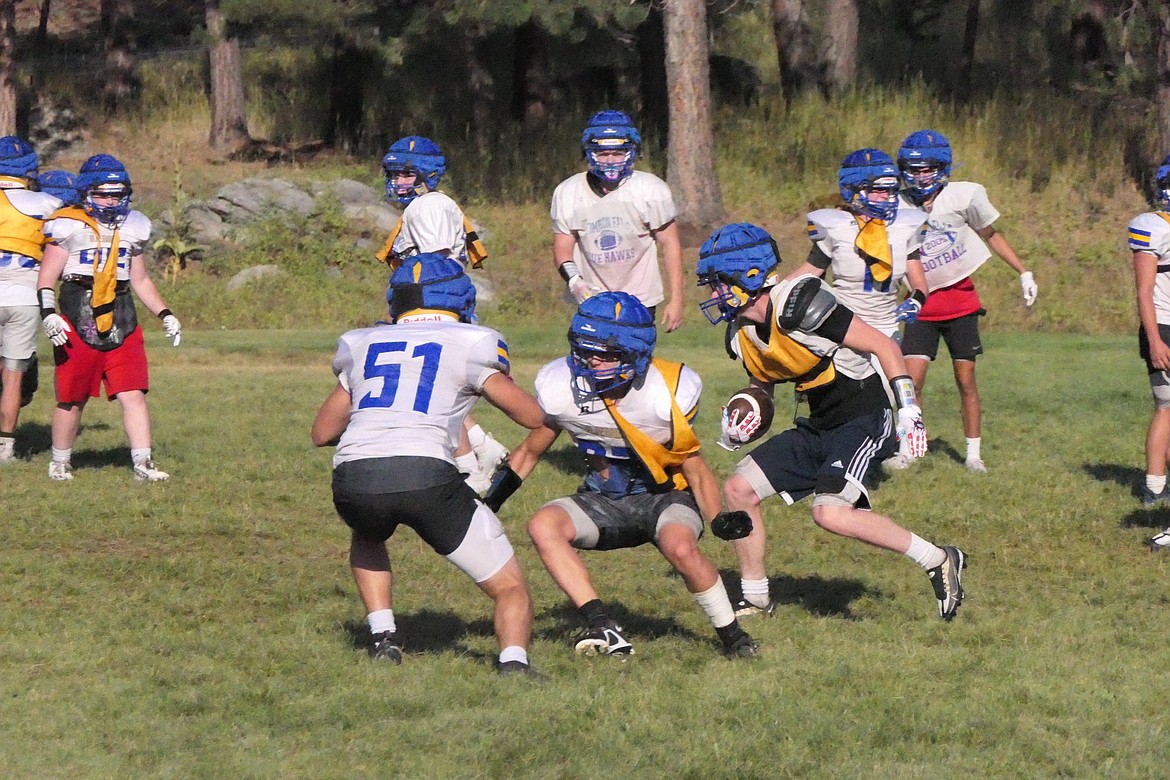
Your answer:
[725,386,775,443]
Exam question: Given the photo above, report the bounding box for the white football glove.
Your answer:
[42,313,72,347]
[162,314,182,347]
[567,274,596,304]
[894,298,921,324]
[896,404,928,458]
[1020,271,1037,307]
[719,405,762,451]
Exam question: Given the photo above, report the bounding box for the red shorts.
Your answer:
[53,324,149,403]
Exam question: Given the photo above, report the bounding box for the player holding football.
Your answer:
[697,222,967,621]
[312,255,546,675]
[550,110,686,332]
[483,291,759,659]
[786,148,930,469]
[896,130,1037,474]
[0,137,60,462]
[374,135,505,496]
[37,154,181,482]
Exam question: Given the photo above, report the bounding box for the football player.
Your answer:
[697,222,967,621]
[896,129,1037,474]
[0,137,58,462]
[374,135,505,496]
[550,110,685,332]
[483,291,759,659]
[787,148,930,470]
[37,170,80,206]
[36,154,181,482]
[1129,156,1170,547]
[312,255,546,675]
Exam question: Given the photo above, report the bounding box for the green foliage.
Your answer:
[3,329,1170,777]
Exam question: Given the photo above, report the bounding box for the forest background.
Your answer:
[1,0,1163,337]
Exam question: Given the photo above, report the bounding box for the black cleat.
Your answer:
[369,631,402,664]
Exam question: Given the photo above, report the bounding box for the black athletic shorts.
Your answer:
[1139,323,1170,377]
[900,311,984,362]
[331,457,478,553]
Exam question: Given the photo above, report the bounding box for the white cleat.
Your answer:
[133,459,170,482]
[48,460,73,481]
[965,457,987,474]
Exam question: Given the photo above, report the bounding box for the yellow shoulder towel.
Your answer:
[737,325,836,392]
[602,358,701,491]
[375,215,488,270]
[55,206,120,337]
[0,190,49,260]
[853,215,892,283]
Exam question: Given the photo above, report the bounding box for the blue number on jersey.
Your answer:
[358,340,443,412]
[862,265,892,293]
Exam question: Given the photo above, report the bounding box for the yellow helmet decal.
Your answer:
[615,300,622,319]
[412,262,422,282]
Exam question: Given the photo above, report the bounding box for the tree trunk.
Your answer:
[637,6,669,149]
[0,0,14,135]
[206,0,250,151]
[771,0,817,104]
[821,0,858,95]
[663,0,724,231]
[464,21,493,157]
[1157,0,1170,155]
[100,0,139,112]
[36,0,50,52]
[326,34,365,152]
[955,0,980,96]
[511,20,551,126]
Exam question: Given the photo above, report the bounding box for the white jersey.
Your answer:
[391,190,468,264]
[331,319,509,466]
[534,357,700,461]
[917,182,998,291]
[1128,211,1170,324]
[0,188,62,306]
[550,170,677,307]
[44,210,151,281]
[806,205,927,333]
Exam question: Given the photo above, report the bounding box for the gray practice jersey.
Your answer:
[330,318,510,467]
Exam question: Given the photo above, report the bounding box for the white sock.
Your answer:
[1147,474,1168,493]
[740,577,770,608]
[51,446,71,464]
[499,645,528,666]
[454,451,478,476]
[693,579,737,629]
[131,447,152,466]
[906,534,946,569]
[367,608,395,635]
[466,424,487,449]
[966,437,982,461]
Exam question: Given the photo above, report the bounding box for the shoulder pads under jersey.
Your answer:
[777,276,838,332]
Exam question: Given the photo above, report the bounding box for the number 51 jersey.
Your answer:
[330,319,511,467]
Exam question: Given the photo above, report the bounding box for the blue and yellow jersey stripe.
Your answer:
[496,339,511,372]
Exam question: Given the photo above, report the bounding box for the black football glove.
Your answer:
[711,510,752,541]
[482,466,522,512]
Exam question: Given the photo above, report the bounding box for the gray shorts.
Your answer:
[543,490,704,551]
[0,305,38,366]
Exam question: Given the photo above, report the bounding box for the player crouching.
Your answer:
[696,222,967,621]
[484,292,758,659]
[312,255,546,676]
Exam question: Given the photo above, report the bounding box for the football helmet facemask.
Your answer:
[382,136,446,206]
[839,148,900,222]
[581,110,641,185]
[898,129,953,204]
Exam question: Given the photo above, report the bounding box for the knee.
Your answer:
[811,503,850,535]
[527,509,569,549]
[724,475,759,511]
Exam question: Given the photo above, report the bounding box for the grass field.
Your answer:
[3,323,1169,779]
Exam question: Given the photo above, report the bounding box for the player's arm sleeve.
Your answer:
[644,176,678,231]
[805,241,832,270]
[467,331,510,390]
[964,183,1001,231]
[331,338,354,392]
[675,365,702,422]
[550,180,576,234]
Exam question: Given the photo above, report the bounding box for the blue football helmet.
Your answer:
[1155,155,1170,210]
[0,136,38,180]
[897,129,952,204]
[388,253,476,323]
[78,154,132,226]
[38,170,79,205]
[567,291,656,406]
[382,136,445,206]
[696,223,782,324]
[581,110,641,185]
[838,148,900,221]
